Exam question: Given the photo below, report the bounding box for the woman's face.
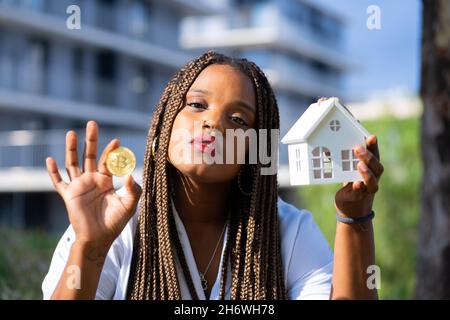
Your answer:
[168,63,256,183]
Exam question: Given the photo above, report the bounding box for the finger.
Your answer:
[336,181,364,203]
[119,174,142,214]
[98,139,121,176]
[125,174,142,199]
[357,161,379,193]
[336,182,356,202]
[351,180,366,200]
[65,131,81,180]
[366,134,380,160]
[84,121,98,173]
[354,144,384,178]
[342,181,351,187]
[46,157,67,194]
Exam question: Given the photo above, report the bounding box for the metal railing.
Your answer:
[0,129,147,169]
[181,4,343,52]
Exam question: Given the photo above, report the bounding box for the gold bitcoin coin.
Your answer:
[106,146,136,177]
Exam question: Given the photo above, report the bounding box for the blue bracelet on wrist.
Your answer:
[336,210,375,224]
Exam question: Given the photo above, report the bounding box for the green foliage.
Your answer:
[0,227,58,299]
[298,116,421,299]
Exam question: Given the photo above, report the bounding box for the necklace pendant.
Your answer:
[199,272,208,291]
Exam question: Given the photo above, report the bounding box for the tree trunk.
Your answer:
[416,0,450,299]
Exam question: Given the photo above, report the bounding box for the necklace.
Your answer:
[199,221,227,293]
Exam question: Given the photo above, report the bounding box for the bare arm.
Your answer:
[45,121,141,300]
[50,241,111,300]
[331,221,377,299]
[330,135,383,300]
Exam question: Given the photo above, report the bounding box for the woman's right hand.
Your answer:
[46,121,142,248]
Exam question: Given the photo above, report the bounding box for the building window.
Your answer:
[131,65,151,112]
[127,0,151,39]
[96,51,117,106]
[329,120,341,132]
[97,0,118,31]
[295,147,301,172]
[341,150,359,171]
[27,38,49,95]
[72,47,84,100]
[312,146,333,179]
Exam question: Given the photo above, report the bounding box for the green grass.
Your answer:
[0,227,58,299]
[298,116,421,299]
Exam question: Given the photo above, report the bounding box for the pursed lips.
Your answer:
[190,134,216,156]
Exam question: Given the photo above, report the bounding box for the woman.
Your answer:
[42,51,384,300]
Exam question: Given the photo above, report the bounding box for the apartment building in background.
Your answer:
[0,0,348,232]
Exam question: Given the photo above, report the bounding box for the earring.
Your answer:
[151,135,158,158]
[238,166,252,196]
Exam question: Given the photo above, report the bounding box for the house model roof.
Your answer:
[281,97,371,144]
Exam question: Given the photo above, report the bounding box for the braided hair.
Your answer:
[126,51,286,300]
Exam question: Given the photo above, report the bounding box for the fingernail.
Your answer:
[371,135,377,143]
[355,145,366,155]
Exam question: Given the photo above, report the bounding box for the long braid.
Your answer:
[127,74,174,299]
[126,51,287,300]
[153,55,211,299]
[230,202,246,299]
[251,63,270,299]
[218,190,236,299]
[250,60,285,299]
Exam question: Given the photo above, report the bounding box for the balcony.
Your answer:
[266,55,342,97]
[0,129,147,168]
[180,4,350,70]
[0,3,190,69]
[0,129,148,192]
[0,128,292,191]
[0,89,150,129]
[158,0,229,15]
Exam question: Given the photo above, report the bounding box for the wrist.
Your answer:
[71,240,111,268]
[72,239,113,253]
[336,210,375,224]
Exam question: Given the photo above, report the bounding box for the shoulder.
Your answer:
[277,196,313,230]
[276,196,334,299]
[277,196,326,249]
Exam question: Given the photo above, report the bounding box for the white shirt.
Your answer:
[42,183,334,300]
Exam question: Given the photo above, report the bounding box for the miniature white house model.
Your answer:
[281,97,371,186]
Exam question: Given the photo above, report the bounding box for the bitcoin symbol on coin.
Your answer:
[106,146,136,177]
[113,154,128,169]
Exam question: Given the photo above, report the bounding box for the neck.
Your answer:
[170,167,231,225]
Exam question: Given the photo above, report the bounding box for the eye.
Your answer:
[186,102,205,109]
[231,116,248,127]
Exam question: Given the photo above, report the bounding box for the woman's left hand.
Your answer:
[335,134,384,218]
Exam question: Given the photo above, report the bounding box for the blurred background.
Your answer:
[0,0,426,299]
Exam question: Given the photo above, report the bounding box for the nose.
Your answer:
[201,111,225,135]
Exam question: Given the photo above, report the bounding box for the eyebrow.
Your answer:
[187,88,255,115]
[234,100,256,115]
[189,88,210,94]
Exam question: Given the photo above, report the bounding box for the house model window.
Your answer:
[295,147,301,172]
[312,147,333,179]
[329,120,341,132]
[341,149,359,171]
[281,97,371,186]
